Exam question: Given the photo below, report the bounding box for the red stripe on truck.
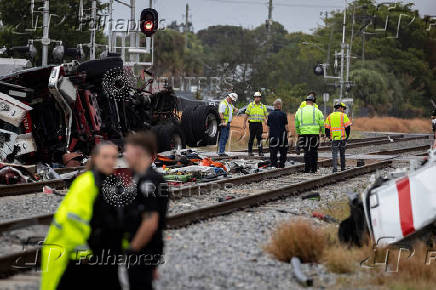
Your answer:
[396,177,415,237]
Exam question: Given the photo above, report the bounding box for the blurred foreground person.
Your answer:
[325,102,352,172]
[243,92,268,156]
[41,142,122,290]
[267,99,289,168]
[432,109,436,148]
[123,131,169,290]
[295,92,325,173]
[218,93,239,156]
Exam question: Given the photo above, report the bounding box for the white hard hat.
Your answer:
[254,91,262,97]
[228,93,238,102]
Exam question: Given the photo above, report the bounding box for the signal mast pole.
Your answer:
[339,0,347,102]
[42,0,50,66]
[90,0,97,60]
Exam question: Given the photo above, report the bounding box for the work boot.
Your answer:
[332,168,337,173]
[248,152,254,157]
[259,151,264,157]
[295,146,301,155]
[218,153,228,157]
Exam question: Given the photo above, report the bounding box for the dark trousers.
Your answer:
[298,135,320,173]
[248,122,263,153]
[269,133,288,167]
[128,265,154,290]
[332,139,347,172]
[58,260,121,290]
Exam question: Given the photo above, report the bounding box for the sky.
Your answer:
[112,0,436,33]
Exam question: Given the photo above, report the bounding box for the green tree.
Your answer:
[0,0,107,65]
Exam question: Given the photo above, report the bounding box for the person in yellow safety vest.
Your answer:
[325,102,352,173]
[299,101,319,109]
[243,91,268,156]
[41,141,122,290]
[295,92,325,173]
[218,93,239,156]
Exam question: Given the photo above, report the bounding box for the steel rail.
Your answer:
[367,144,430,155]
[170,159,332,199]
[318,135,430,152]
[0,180,66,198]
[0,160,332,233]
[166,160,392,228]
[1,135,426,198]
[0,160,392,277]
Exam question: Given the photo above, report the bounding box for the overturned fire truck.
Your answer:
[339,149,436,247]
[0,57,220,165]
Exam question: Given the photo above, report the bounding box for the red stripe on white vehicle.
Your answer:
[396,177,415,237]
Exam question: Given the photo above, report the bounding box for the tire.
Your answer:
[180,106,197,147]
[77,57,123,81]
[152,121,186,152]
[191,105,221,146]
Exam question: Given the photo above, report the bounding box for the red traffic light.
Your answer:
[143,20,153,32]
[140,8,158,37]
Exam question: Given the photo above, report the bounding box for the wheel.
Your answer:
[152,121,186,152]
[77,57,123,82]
[183,104,221,147]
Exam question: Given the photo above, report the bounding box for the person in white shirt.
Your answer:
[218,93,238,156]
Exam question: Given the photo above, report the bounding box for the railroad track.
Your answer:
[166,160,392,228]
[0,159,332,233]
[318,135,429,152]
[0,135,428,198]
[0,159,392,278]
[367,144,431,155]
[237,134,428,153]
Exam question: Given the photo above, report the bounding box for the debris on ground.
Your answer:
[339,149,436,247]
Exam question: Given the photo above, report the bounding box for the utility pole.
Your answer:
[339,0,347,102]
[42,0,50,66]
[129,0,136,61]
[185,3,189,49]
[267,0,272,35]
[90,0,97,60]
[108,0,113,53]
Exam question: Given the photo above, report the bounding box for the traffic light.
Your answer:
[140,8,158,37]
[313,64,324,76]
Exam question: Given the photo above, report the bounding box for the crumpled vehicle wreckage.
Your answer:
[339,149,436,247]
[0,57,220,167]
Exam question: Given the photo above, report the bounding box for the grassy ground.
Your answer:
[264,203,436,290]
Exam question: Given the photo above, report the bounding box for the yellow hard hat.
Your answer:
[334,102,347,109]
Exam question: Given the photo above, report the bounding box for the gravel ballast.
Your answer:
[154,167,398,289]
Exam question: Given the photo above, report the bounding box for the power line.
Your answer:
[202,0,342,9]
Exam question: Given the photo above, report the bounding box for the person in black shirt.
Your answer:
[432,109,436,133]
[267,99,289,168]
[52,141,122,290]
[123,131,169,290]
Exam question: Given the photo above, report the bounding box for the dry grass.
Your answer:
[352,117,432,134]
[264,219,326,263]
[371,242,436,289]
[322,245,371,274]
[264,217,436,289]
[229,115,431,141]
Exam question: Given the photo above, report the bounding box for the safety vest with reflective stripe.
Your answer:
[220,99,233,123]
[41,171,98,290]
[245,101,267,122]
[295,105,325,135]
[299,101,319,109]
[325,111,352,140]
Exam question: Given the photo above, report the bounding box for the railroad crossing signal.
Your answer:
[140,8,159,37]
